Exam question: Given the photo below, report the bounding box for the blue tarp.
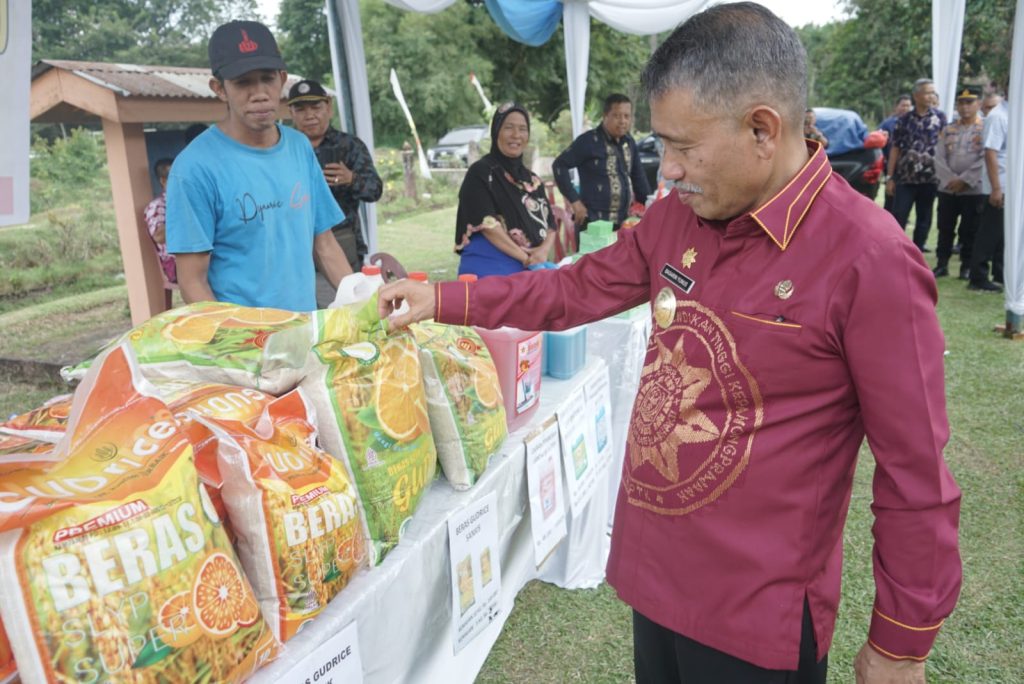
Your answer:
[813,107,869,157]
[484,0,562,46]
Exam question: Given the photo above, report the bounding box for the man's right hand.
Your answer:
[378,279,436,330]
[570,200,588,226]
[885,179,896,197]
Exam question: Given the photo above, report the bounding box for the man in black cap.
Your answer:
[932,85,985,279]
[288,79,382,307]
[166,20,352,311]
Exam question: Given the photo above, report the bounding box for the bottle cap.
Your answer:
[457,274,478,283]
[408,271,428,282]
[361,265,382,276]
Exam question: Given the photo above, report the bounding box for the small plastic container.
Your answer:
[587,220,615,236]
[332,272,380,307]
[361,265,385,290]
[544,326,587,379]
[474,326,544,434]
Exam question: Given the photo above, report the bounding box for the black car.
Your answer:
[637,134,661,190]
[636,108,884,201]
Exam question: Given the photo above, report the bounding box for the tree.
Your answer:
[277,0,333,83]
[799,0,1016,125]
[277,0,653,146]
[32,0,259,66]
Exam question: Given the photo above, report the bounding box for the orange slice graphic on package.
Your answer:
[374,340,427,441]
[164,313,223,345]
[469,356,501,409]
[192,551,248,638]
[227,307,300,326]
[157,591,202,648]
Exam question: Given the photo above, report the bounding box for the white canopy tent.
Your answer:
[329,0,1021,333]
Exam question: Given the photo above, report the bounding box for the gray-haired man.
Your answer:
[378,4,962,682]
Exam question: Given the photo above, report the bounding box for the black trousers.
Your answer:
[633,601,828,684]
[892,182,938,249]
[969,201,1005,285]
[935,192,984,268]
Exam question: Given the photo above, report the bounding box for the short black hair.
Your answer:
[641,2,807,131]
[603,93,631,114]
[153,158,174,178]
[895,94,912,104]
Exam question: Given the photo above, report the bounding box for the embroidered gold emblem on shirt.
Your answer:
[774,280,794,300]
[630,334,720,483]
[681,247,697,269]
[624,301,764,516]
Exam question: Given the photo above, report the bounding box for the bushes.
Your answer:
[1,130,123,311]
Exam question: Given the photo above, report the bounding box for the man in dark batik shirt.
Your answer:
[288,79,383,307]
[886,78,947,251]
[552,93,651,230]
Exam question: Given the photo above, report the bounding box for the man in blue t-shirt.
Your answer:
[167,20,351,311]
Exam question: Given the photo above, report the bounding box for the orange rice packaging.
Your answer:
[300,303,437,565]
[0,394,72,443]
[0,433,58,460]
[0,344,279,683]
[410,323,507,490]
[162,382,277,544]
[0,616,14,683]
[61,302,311,394]
[199,390,366,642]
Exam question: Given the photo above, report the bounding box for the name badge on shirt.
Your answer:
[660,263,695,294]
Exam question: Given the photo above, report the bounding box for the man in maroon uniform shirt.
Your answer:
[380,4,961,683]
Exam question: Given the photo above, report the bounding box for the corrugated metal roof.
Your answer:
[33,60,319,100]
[35,60,218,99]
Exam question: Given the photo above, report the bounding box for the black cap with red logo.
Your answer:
[208,20,286,80]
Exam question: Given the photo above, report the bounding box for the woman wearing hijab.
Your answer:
[455,102,557,277]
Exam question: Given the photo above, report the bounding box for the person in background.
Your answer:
[967,90,1008,292]
[552,93,651,230]
[981,91,1003,117]
[144,158,177,284]
[454,102,556,278]
[380,4,961,682]
[288,78,382,306]
[878,94,912,215]
[887,78,946,251]
[803,108,828,148]
[932,86,985,280]
[166,20,351,311]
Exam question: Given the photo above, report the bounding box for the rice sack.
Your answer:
[199,390,366,641]
[61,302,311,394]
[411,323,507,490]
[0,345,279,684]
[300,305,437,565]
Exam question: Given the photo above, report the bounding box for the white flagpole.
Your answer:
[469,71,494,118]
[389,68,432,179]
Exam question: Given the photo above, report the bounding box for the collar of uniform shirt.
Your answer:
[742,140,833,251]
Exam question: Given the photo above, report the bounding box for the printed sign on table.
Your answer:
[284,620,363,684]
[447,491,502,654]
[524,417,567,566]
[584,366,614,463]
[557,384,604,517]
